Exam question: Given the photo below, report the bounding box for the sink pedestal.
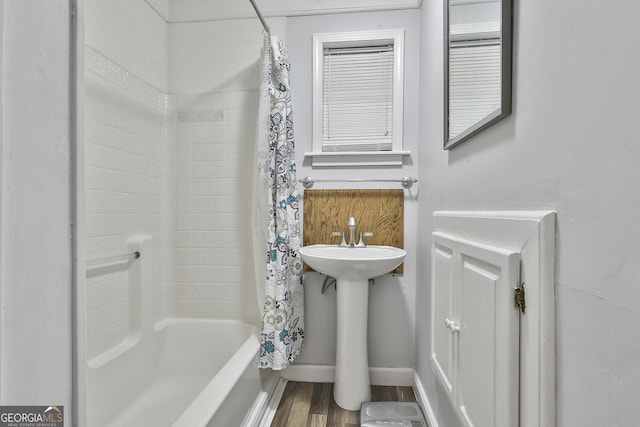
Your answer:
[334,278,370,410]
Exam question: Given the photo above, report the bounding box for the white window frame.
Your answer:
[306,29,410,167]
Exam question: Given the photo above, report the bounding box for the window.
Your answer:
[322,44,395,152]
[308,29,409,167]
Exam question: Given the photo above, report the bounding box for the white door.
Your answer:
[432,232,521,427]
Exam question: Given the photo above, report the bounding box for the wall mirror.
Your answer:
[444,0,512,150]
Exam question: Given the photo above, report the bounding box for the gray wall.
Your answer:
[286,9,421,369]
[417,0,640,426]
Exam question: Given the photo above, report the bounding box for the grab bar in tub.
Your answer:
[86,251,140,278]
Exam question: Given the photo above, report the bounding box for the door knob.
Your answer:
[445,318,460,333]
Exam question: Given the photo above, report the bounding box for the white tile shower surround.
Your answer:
[85,46,174,358]
[169,18,285,94]
[173,91,257,319]
[85,0,168,91]
[86,16,286,334]
[169,17,284,320]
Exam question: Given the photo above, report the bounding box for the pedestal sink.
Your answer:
[298,244,406,410]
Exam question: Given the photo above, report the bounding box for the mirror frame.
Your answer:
[444,0,513,150]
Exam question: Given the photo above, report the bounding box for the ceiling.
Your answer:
[148,0,422,23]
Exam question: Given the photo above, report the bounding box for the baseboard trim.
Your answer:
[256,377,288,427]
[282,364,334,383]
[282,364,414,386]
[412,371,439,427]
[242,389,270,427]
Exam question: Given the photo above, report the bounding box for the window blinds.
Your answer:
[322,45,394,152]
[448,39,501,139]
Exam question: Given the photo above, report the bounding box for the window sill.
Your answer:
[304,151,411,167]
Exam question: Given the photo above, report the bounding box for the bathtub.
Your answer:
[87,318,277,427]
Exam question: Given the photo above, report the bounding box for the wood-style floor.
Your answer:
[270,381,417,427]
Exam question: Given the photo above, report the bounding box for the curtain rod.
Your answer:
[249,0,271,34]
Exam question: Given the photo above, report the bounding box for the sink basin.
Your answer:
[298,244,406,280]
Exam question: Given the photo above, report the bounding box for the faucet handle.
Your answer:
[356,232,374,247]
[332,231,347,247]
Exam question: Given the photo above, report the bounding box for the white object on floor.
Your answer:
[360,402,427,427]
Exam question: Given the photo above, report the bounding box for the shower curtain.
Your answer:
[253,33,304,370]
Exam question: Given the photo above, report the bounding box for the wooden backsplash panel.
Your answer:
[303,189,404,274]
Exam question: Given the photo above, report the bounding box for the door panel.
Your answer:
[431,243,455,398]
[459,257,499,426]
[431,232,520,427]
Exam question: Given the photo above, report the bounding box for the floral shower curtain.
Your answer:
[254,33,304,370]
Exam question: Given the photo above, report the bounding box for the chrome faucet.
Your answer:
[347,217,356,247]
[332,217,373,247]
